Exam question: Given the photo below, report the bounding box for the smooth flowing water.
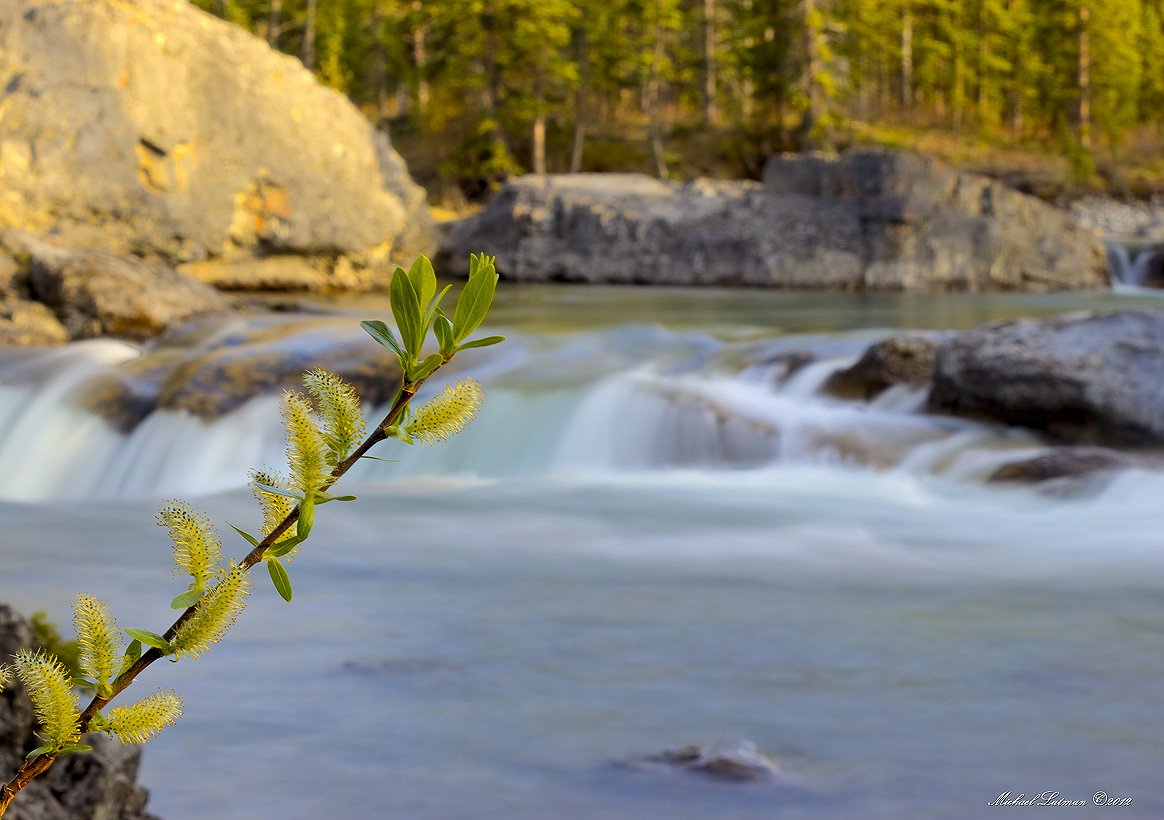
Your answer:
[2,286,1163,819]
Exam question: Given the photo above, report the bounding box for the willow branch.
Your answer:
[2,367,439,815]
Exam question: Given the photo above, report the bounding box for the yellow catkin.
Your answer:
[73,594,121,691]
[249,468,299,558]
[107,689,184,744]
[408,378,484,445]
[0,663,11,691]
[303,368,365,466]
[171,566,252,659]
[282,391,328,497]
[12,649,81,749]
[158,500,223,587]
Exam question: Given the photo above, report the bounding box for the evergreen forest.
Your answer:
[192,0,1164,198]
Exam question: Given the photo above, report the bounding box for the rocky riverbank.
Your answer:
[442,151,1109,291]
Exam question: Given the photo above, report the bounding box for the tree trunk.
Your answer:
[302,0,317,70]
[267,0,283,47]
[901,2,913,111]
[532,61,546,174]
[1078,2,1092,149]
[797,0,823,148]
[645,13,669,180]
[570,24,589,173]
[702,0,718,124]
[411,0,430,114]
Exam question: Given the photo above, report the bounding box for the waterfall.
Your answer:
[1105,240,1163,288]
[0,321,1042,502]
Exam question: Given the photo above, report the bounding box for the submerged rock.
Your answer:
[823,332,950,400]
[625,740,783,782]
[928,310,1164,447]
[0,604,159,820]
[987,448,1131,483]
[0,0,433,287]
[442,151,1107,291]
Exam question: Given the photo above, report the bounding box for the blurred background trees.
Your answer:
[190,0,1164,198]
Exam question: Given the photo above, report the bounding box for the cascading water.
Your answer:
[0,320,1043,501]
[2,290,1162,820]
[1106,240,1164,289]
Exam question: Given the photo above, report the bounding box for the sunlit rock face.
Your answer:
[0,0,434,287]
[443,151,1108,291]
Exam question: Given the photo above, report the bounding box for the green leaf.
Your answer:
[228,523,261,547]
[407,255,438,314]
[268,534,304,558]
[456,335,507,352]
[433,312,455,354]
[411,352,445,382]
[423,284,453,335]
[453,256,498,343]
[297,498,315,541]
[57,742,93,756]
[390,266,423,361]
[124,629,171,654]
[267,559,293,602]
[120,640,142,674]
[315,492,357,504]
[253,483,303,501]
[358,455,399,463]
[170,589,204,610]
[360,320,406,362]
[26,744,53,760]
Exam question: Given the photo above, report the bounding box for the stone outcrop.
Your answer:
[0,0,434,288]
[987,448,1131,484]
[442,151,1108,291]
[3,230,228,342]
[0,604,159,820]
[927,310,1164,447]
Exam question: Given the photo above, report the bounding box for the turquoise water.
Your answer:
[2,286,1163,818]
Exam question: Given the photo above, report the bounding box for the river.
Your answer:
[2,285,1163,818]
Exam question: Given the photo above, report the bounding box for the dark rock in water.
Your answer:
[824,332,950,400]
[988,448,1131,483]
[627,740,782,782]
[928,310,1164,447]
[80,315,404,428]
[0,604,159,820]
[0,0,433,286]
[5,230,229,341]
[442,151,1107,291]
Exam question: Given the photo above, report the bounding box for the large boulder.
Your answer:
[0,0,434,286]
[0,604,159,820]
[927,310,1164,446]
[441,152,1107,291]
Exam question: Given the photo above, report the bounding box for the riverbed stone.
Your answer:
[442,151,1107,291]
[0,0,434,287]
[928,310,1164,446]
[823,332,950,400]
[987,447,1131,483]
[626,740,783,782]
[0,294,70,347]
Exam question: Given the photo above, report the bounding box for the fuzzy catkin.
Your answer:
[282,391,328,497]
[158,500,223,588]
[12,650,81,748]
[108,689,184,744]
[303,368,365,466]
[73,594,121,690]
[408,378,484,445]
[171,566,252,659]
